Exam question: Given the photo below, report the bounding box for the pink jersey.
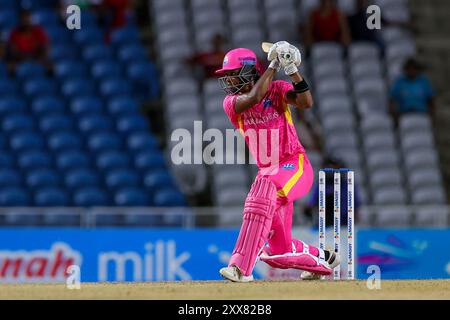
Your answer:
[223,80,305,168]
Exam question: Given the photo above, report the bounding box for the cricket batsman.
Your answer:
[215,41,339,282]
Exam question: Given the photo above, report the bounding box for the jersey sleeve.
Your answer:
[273,80,294,111]
[223,94,239,126]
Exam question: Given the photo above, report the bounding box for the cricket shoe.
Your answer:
[301,250,340,280]
[219,265,254,283]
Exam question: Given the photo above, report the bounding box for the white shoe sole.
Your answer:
[301,271,325,280]
[220,267,254,283]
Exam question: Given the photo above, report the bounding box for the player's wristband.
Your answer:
[292,79,310,93]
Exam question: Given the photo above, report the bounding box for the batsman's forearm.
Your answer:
[288,72,314,109]
[249,67,276,104]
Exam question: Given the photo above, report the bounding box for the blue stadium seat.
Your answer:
[83,45,113,62]
[46,26,73,44]
[34,188,70,206]
[100,78,132,98]
[110,27,140,46]
[39,114,75,133]
[134,151,166,171]
[118,44,147,63]
[78,114,114,134]
[116,115,150,134]
[2,114,34,132]
[153,188,186,206]
[21,0,55,10]
[23,78,58,97]
[56,150,91,170]
[88,132,122,153]
[0,62,7,78]
[26,169,60,189]
[127,61,160,100]
[18,150,52,170]
[0,10,18,31]
[10,132,45,151]
[0,169,21,188]
[0,0,19,10]
[50,44,79,61]
[31,9,60,27]
[73,27,104,45]
[114,188,150,206]
[70,96,103,115]
[78,9,98,26]
[0,97,26,115]
[0,134,6,149]
[96,151,130,171]
[0,188,30,206]
[15,62,46,79]
[64,168,100,189]
[32,96,65,115]
[143,170,175,191]
[73,187,110,206]
[127,132,158,152]
[55,61,89,79]
[48,132,83,152]
[107,96,139,116]
[0,79,19,96]
[0,153,14,168]
[62,78,97,98]
[91,60,122,79]
[105,169,140,190]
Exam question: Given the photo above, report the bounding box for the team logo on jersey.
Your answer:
[263,98,273,109]
[282,163,295,170]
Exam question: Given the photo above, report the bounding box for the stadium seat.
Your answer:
[82,45,114,62]
[415,206,449,226]
[123,209,161,227]
[78,115,114,134]
[32,96,65,116]
[105,169,140,190]
[408,169,443,189]
[110,27,140,46]
[56,150,91,171]
[31,9,60,26]
[0,188,30,206]
[369,168,403,189]
[0,79,19,96]
[134,151,166,171]
[411,187,446,205]
[48,132,83,152]
[0,169,22,188]
[73,187,110,206]
[91,60,123,79]
[26,169,60,189]
[127,132,158,152]
[0,97,26,115]
[73,27,104,45]
[2,114,34,132]
[46,26,73,44]
[376,207,412,227]
[118,44,147,63]
[10,132,45,151]
[100,78,132,98]
[15,62,46,79]
[373,187,407,205]
[143,170,174,191]
[23,78,58,98]
[34,188,70,206]
[50,44,79,61]
[404,149,439,169]
[39,114,75,133]
[18,150,52,170]
[88,132,122,153]
[70,96,103,116]
[96,151,130,171]
[64,169,100,189]
[114,188,150,206]
[0,153,14,168]
[55,61,89,79]
[107,96,140,116]
[62,78,97,98]
[116,115,150,134]
[153,188,186,206]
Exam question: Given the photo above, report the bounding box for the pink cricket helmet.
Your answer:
[215,48,263,75]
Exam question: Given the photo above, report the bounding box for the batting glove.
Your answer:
[277,44,302,76]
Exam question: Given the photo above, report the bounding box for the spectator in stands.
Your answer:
[347,0,383,48]
[390,58,435,123]
[187,33,227,79]
[98,0,132,38]
[6,10,51,72]
[304,0,351,49]
[303,156,360,227]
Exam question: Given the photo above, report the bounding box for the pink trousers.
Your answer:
[257,152,319,257]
